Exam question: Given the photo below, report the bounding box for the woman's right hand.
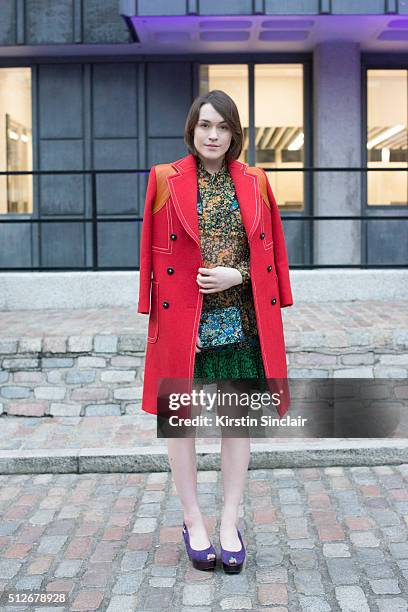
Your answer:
[196,336,202,353]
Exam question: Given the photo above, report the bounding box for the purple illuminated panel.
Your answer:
[200,31,250,41]
[262,19,315,28]
[260,31,309,41]
[153,32,191,42]
[388,19,408,28]
[199,20,252,29]
[378,30,408,40]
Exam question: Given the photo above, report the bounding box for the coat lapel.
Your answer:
[228,158,261,243]
[166,153,260,247]
[166,154,200,246]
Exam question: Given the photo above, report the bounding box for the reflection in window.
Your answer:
[255,64,304,211]
[367,69,407,206]
[199,64,248,165]
[0,67,32,214]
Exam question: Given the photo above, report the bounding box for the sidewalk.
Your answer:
[0,411,408,474]
[0,465,407,611]
[0,302,408,610]
[0,299,408,472]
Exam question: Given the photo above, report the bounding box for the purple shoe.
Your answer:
[182,522,217,571]
[220,528,246,573]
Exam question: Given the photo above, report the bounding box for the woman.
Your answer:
[138,90,293,573]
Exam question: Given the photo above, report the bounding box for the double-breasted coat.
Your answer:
[138,153,294,418]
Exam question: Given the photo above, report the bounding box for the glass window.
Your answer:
[255,64,304,211]
[367,69,407,206]
[199,63,304,210]
[0,67,33,214]
[199,64,249,164]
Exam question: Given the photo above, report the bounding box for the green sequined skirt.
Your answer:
[193,336,266,384]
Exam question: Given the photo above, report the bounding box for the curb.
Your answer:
[0,439,407,474]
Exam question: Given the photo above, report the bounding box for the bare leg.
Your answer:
[220,436,250,550]
[218,379,251,550]
[167,437,213,551]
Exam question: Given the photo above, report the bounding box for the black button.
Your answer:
[271,298,277,305]
[170,233,177,241]
[167,267,174,275]
[267,265,272,272]
[162,301,169,309]
[260,232,265,239]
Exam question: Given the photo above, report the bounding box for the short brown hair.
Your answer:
[184,90,243,161]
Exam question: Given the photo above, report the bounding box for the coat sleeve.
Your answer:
[137,166,157,315]
[261,168,294,308]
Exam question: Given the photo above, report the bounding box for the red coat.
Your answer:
[138,153,294,417]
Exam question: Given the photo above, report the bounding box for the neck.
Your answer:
[197,155,225,175]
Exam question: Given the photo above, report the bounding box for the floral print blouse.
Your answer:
[196,155,259,351]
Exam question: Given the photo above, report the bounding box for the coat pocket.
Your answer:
[147,281,159,343]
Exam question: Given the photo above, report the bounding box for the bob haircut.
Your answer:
[184,90,243,162]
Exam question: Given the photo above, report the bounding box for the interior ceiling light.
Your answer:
[381,147,391,163]
[367,125,405,149]
[287,132,304,151]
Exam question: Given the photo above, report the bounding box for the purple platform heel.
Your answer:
[182,522,217,571]
[220,528,246,573]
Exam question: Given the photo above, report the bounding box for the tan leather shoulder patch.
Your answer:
[152,164,177,214]
[246,166,270,209]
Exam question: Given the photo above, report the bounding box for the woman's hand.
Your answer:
[196,266,242,294]
[196,336,202,353]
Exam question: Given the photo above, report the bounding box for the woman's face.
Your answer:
[193,103,233,164]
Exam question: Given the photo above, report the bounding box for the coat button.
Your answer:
[162,301,169,308]
[170,233,177,241]
[167,267,174,275]
[271,297,277,305]
[267,265,272,272]
[260,232,265,239]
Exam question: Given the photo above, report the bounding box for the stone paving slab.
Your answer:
[0,465,407,611]
[0,413,407,474]
[1,439,408,475]
[0,397,408,475]
[1,413,407,452]
[0,301,407,341]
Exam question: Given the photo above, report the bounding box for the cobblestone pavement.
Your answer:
[0,302,407,337]
[0,413,336,452]
[0,414,163,451]
[0,464,407,611]
[0,414,407,458]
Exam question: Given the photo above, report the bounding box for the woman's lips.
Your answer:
[205,145,219,148]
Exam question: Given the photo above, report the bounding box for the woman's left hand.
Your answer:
[196,266,242,293]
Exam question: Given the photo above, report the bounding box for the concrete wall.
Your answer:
[125,0,408,16]
[1,0,407,47]
[0,0,129,46]
[313,42,362,265]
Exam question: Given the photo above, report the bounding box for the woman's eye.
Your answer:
[199,124,228,129]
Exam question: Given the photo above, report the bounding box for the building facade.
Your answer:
[0,0,407,271]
